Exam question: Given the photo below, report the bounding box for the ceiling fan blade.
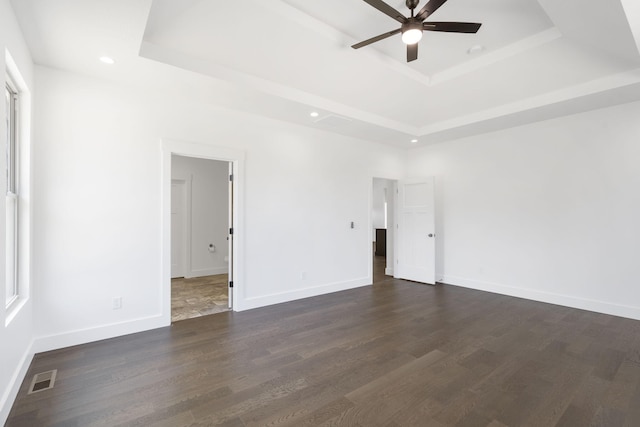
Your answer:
[423,22,482,33]
[362,0,407,24]
[352,28,402,49]
[407,43,418,62]
[415,0,448,21]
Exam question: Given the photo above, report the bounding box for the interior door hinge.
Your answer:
[229,227,234,235]
[229,281,234,288]
[229,174,234,182]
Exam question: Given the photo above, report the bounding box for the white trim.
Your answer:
[0,340,33,425]
[5,74,18,310]
[162,139,245,323]
[441,275,640,321]
[32,315,166,354]
[366,179,373,286]
[240,277,370,311]
[4,49,32,321]
[186,175,193,278]
[4,296,27,327]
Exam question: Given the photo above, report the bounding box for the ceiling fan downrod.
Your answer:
[406,0,420,16]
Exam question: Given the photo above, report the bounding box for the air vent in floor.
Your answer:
[28,369,57,394]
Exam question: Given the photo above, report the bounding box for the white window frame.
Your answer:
[4,49,30,324]
[5,76,18,309]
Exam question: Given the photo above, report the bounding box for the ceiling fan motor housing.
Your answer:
[402,19,423,34]
[406,0,420,10]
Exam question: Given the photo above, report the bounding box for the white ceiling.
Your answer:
[10,0,640,147]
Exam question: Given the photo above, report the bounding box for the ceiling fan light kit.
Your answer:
[401,21,423,45]
[352,0,482,62]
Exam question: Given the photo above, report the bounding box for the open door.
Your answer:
[228,162,234,309]
[395,177,436,284]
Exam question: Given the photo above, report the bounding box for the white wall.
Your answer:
[407,101,640,320]
[0,0,34,423]
[31,65,406,351]
[172,155,229,277]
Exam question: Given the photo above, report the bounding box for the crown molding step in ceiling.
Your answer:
[10,0,640,146]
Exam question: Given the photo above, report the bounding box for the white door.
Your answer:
[395,177,436,284]
[228,162,234,309]
[171,180,186,278]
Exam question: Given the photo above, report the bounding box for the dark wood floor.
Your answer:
[7,256,640,426]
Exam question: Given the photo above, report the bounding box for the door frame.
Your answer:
[162,139,245,325]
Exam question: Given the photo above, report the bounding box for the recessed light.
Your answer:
[411,139,418,143]
[310,112,319,118]
[467,45,485,55]
[99,56,115,65]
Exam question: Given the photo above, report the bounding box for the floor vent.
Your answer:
[28,369,57,394]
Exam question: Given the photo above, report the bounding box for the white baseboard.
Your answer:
[186,267,228,278]
[237,277,371,311]
[385,267,394,276]
[442,275,640,321]
[0,340,34,426]
[32,314,168,354]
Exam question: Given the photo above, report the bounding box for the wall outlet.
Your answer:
[112,297,122,310]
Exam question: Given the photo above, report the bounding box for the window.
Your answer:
[5,77,18,307]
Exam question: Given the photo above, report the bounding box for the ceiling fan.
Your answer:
[352,0,482,62]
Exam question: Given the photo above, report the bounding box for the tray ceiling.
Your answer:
[10,0,640,146]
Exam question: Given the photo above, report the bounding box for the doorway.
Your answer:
[371,177,396,284]
[371,176,437,286]
[170,155,230,321]
[162,139,244,326]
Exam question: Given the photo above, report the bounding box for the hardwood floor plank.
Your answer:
[345,349,444,402]
[292,398,355,427]
[7,255,640,426]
